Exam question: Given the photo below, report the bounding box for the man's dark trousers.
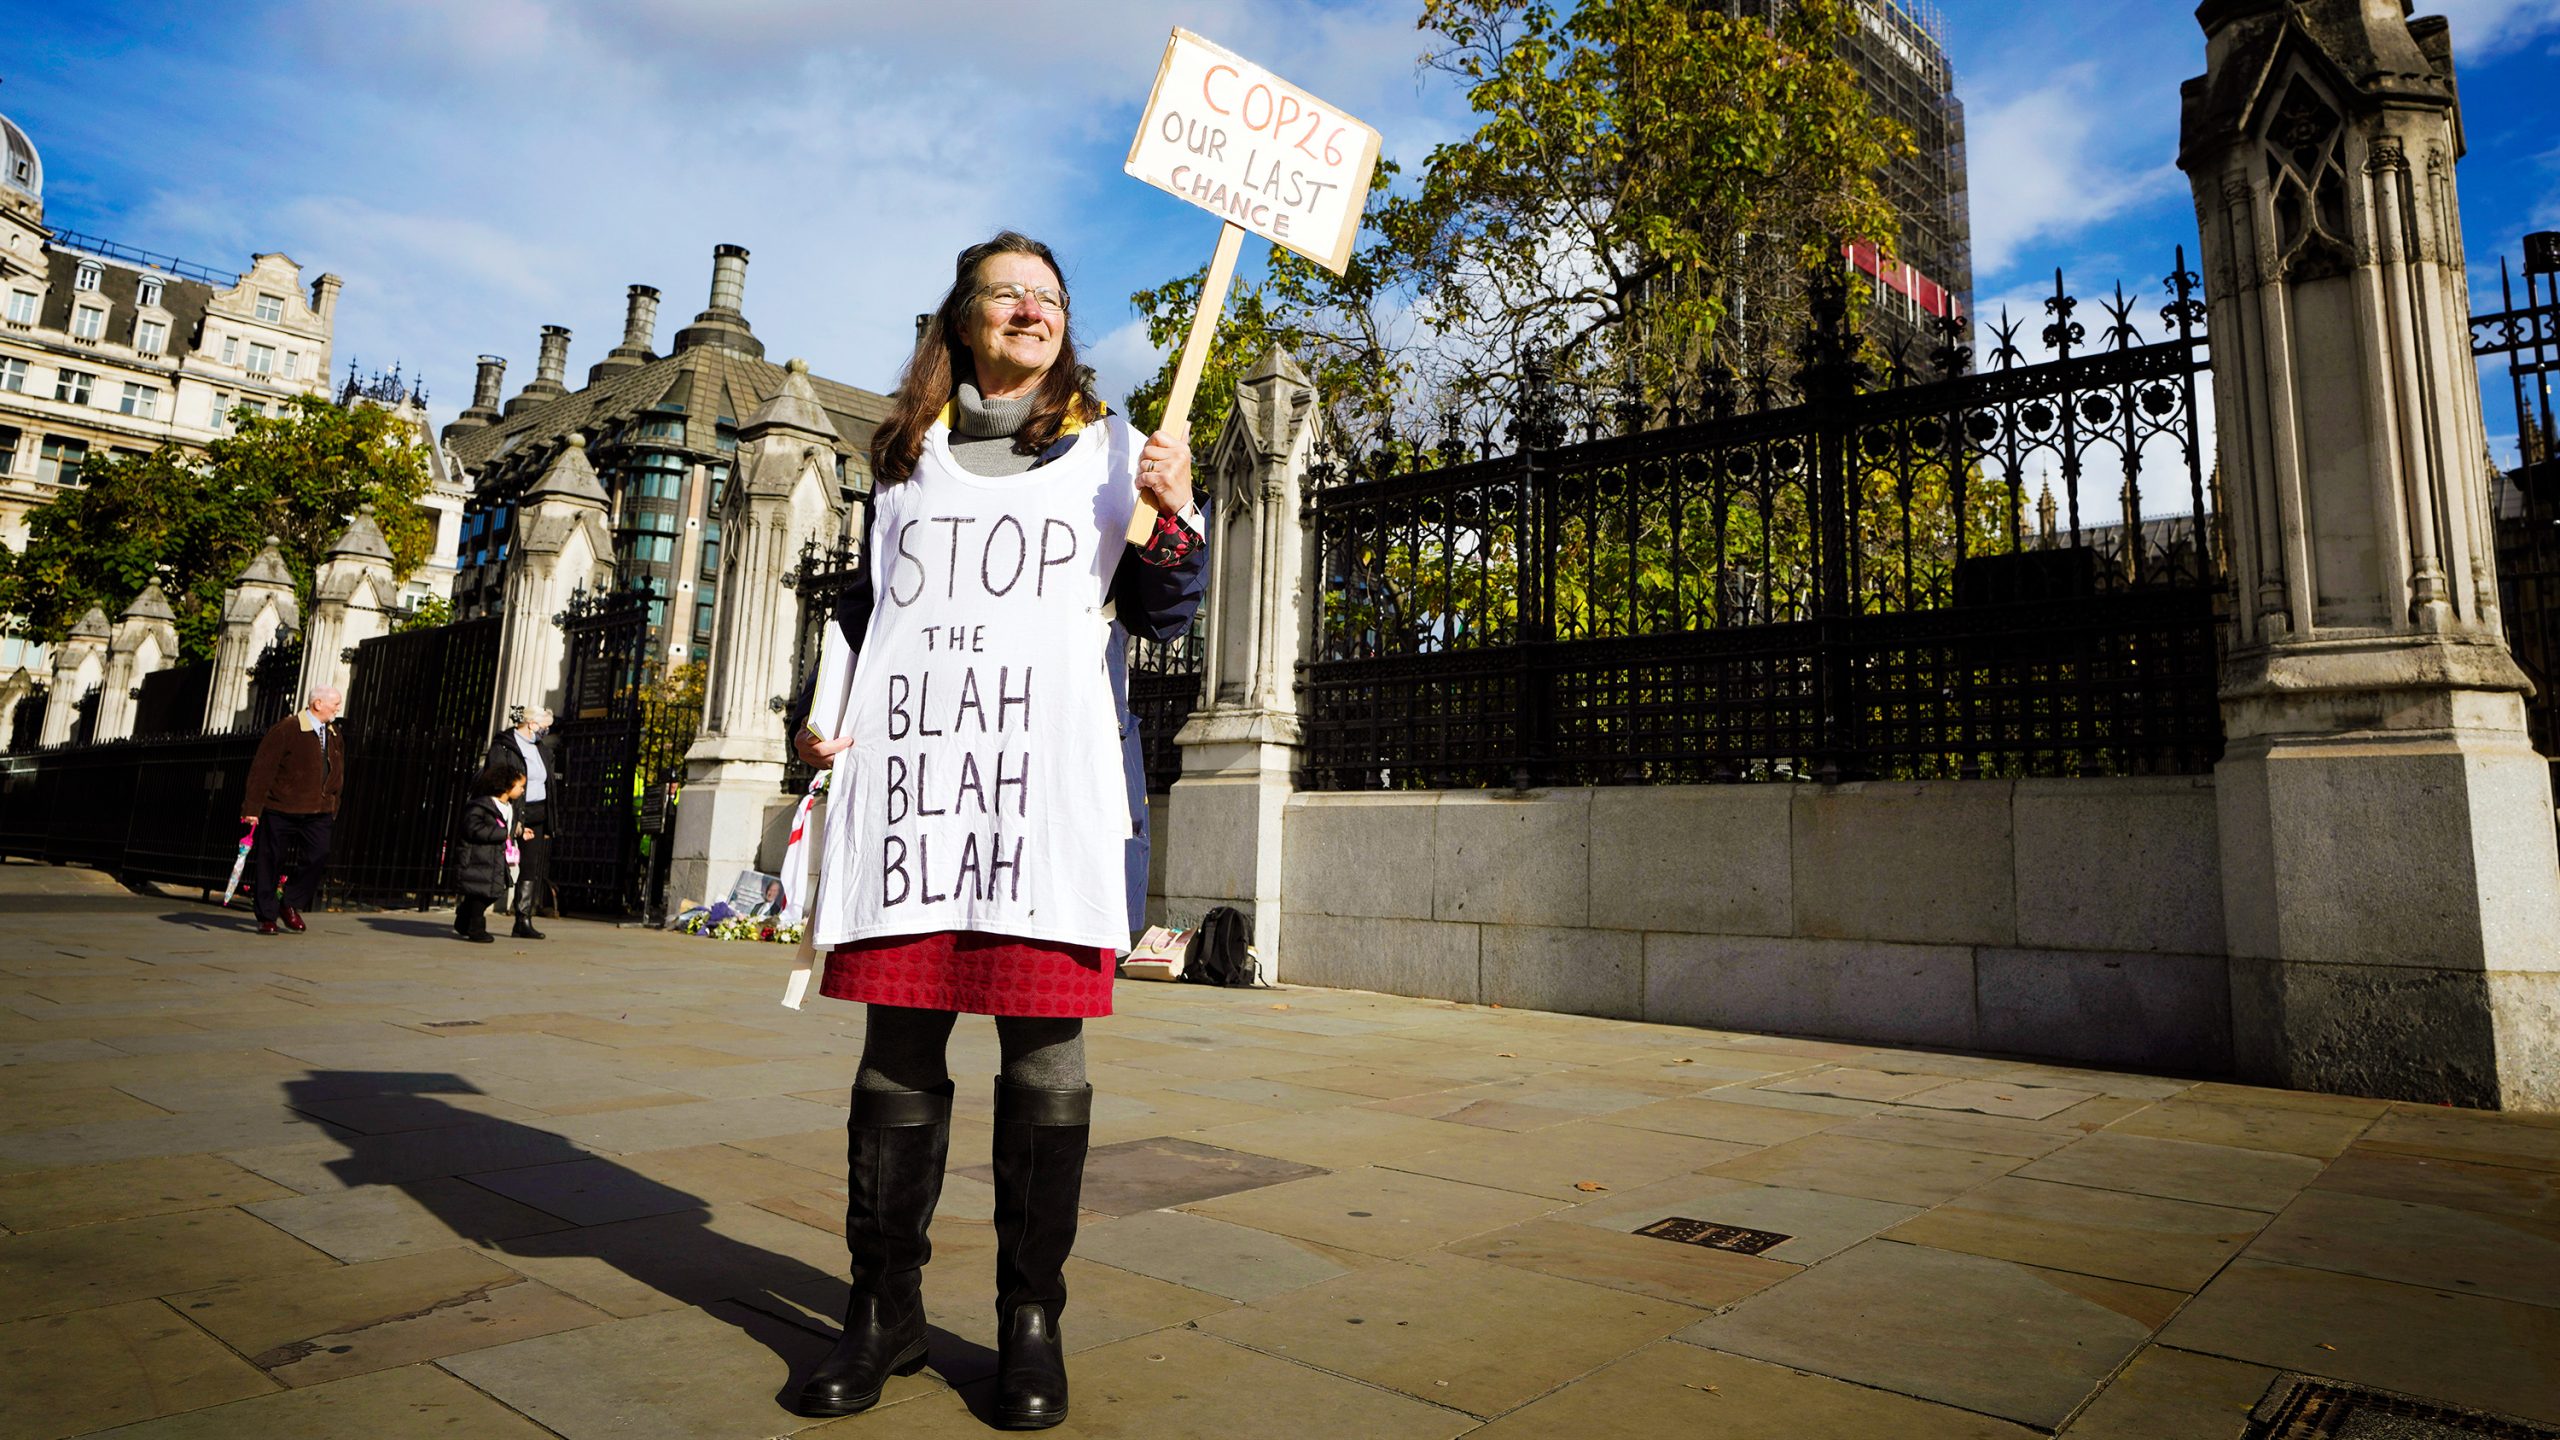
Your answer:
[251,811,333,922]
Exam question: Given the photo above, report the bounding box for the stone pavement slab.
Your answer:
[12,861,2560,1438]
[1679,1239,2158,1430]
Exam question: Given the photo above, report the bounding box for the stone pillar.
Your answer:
[208,538,299,730]
[96,584,179,742]
[2181,0,2560,1108]
[301,506,398,700]
[0,668,30,753]
[39,607,109,746]
[670,359,843,908]
[491,435,614,732]
[1166,350,1320,980]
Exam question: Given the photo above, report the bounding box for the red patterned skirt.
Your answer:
[819,931,1115,1018]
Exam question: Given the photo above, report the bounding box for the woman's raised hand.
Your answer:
[1137,425,1193,516]
[795,731,855,766]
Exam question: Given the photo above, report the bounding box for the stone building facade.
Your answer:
[442,245,890,671]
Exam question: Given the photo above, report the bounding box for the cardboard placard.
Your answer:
[1124,28,1382,275]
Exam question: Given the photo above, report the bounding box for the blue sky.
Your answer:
[7,0,2557,460]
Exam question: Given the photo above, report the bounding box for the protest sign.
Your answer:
[1119,28,1381,540]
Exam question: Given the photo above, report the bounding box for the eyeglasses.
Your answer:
[977,282,1068,315]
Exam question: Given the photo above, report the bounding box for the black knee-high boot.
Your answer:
[990,1079,1091,1431]
[793,1081,953,1417]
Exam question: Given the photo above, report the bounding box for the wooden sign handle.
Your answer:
[1129,220,1246,544]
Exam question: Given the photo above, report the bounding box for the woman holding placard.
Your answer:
[784,231,1205,1427]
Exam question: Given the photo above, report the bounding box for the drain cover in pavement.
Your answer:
[2248,1376,2560,1439]
[1633,1216,1792,1256]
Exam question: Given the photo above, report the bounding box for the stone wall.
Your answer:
[1265,777,2232,1074]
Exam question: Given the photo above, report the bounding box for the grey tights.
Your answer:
[854,1004,1086,1093]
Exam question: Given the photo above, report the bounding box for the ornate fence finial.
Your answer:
[1931,312,1972,381]
[2041,269,2084,358]
[2101,281,2144,352]
[1990,309,2027,371]
[2162,246,2207,338]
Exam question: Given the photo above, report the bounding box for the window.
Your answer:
[72,305,103,341]
[0,426,18,475]
[4,291,33,324]
[241,398,268,418]
[54,368,94,405]
[209,390,231,425]
[135,319,166,355]
[637,414,685,441]
[283,351,299,379]
[137,278,163,309]
[634,451,686,500]
[699,519,721,578]
[220,335,239,366]
[695,601,714,638]
[246,343,274,375]
[254,293,285,322]
[73,261,101,292]
[119,382,160,418]
[0,357,24,392]
[37,435,87,485]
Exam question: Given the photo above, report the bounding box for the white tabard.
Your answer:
[809,415,1142,954]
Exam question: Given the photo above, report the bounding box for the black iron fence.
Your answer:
[549,584,651,916]
[0,732,265,891]
[132,660,212,740]
[1303,256,2220,790]
[242,634,302,734]
[331,617,502,908]
[784,536,866,795]
[1129,628,1205,794]
[2481,232,2560,799]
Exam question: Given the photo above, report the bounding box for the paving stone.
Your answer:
[1085,1091,1295,1146]
[1182,1165,1561,1258]
[1760,1066,1953,1102]
[1679,1239,2156,1430]
[1159,1075,1373,1112]
[225,1120,595,1193]
[0,1086,171,1133]
[2057,1346,2279,1439]
[0,1208,339,1323]
[243,1176,575,1263]
[1707,1133,2028,1207]
[1450,1216,1798,1311]
[1468,1340,2040,1439]
[1201,1249,1703,1418]
[173,1246,610,1385]
[1824,1110,2080,1159]
[1704,1084,1885,1118]
[463,1158,712,1227]
[1895,1077,2100,1121]
[2017,1132,2324,1213]
[0,1154,293,1232]
[62,1359,559,1439]
[798,1325,1472,1439]
[438,1301,837,1440]
[2243,1188,2560,1309]
[2104,1100,2375,1159]
[1392,1119,1753,1202]
[0,1298,279,1440]
[2357,1107,2560,1174]
[465,1197,848,1319]
[283,1090,552,1135]
[1886,1175,2266,1291]
[1268,1062,1477,1100]
[1073,1208,1355,1301]
[1603,1096,1848,1147]
[2161,1258,2560,1425]
[2183,1081,2393,1116]
[957,1136,1324,1219]
[1568,1174,1923,1265]
[1180,1106,1487,1171]
[2310,1146,2560,1219]
[542,1095,847,1155]
[0,1105,348,1168]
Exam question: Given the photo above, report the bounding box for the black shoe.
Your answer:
[512,921,546,939]
[466,932,495,944]
[990,1080,1092,1431]
[793,1083,955,1418]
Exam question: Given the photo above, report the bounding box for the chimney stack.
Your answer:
[444,354,507,439]
[505,326,573,415]
[672,243,764,358]
[589,284,662,381]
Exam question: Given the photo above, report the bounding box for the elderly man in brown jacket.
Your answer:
[241,686,346,935]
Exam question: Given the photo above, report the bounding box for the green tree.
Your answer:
[0,396,435,659]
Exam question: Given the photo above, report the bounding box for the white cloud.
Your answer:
[1084,316,1167,409]
[2426,0,2560,55]
[1964,63,2185,278]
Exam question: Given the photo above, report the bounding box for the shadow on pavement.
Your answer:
[284,1070,990,1412]
[355,916,463,939]
[157,909,266,932]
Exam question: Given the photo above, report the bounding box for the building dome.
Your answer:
[1,113,41,202]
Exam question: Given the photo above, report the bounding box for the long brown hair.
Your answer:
[869,231,1097,484]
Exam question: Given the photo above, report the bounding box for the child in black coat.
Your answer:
[454,762,528,943]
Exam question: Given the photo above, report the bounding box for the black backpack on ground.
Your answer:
[1182,906,1257,987]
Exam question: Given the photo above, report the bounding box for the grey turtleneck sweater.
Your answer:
[947,381,1044,477]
